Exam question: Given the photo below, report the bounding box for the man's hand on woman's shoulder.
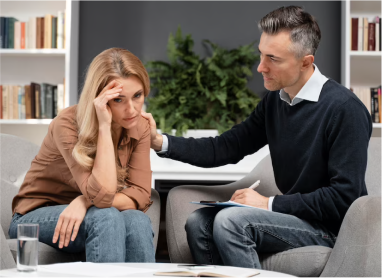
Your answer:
[141,110,163,151]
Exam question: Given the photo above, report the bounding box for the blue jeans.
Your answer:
[9,205,155,263]
[185,207,336,269]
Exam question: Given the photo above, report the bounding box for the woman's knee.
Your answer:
[120,210,154,238]
[85,206,124,230]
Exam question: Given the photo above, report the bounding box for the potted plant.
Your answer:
[146,27,261,136]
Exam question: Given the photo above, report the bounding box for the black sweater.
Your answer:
[159,79,372,235]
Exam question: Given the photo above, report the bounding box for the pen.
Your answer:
[249,180,260,190]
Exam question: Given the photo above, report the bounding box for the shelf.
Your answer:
[0,49,66,57]
[0,119,53,124]
[350,51,382,57]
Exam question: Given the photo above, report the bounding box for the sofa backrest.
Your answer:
[0,134,40,238]
[365,137,381,196]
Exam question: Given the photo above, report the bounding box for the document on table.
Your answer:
[39,262,159,276]
[191,200,266,210]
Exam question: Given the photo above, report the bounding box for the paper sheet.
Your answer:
[39,262,158,277]
[191,200,266,210]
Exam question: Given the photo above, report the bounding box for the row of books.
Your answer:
[0,12,65,49]
[351,86,381,123]
[0,83,65,120]
[351,16,381,51]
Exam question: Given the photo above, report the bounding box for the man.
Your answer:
[142,6,372,269]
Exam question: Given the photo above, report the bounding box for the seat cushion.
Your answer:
[7,239,85,265]
[259,246,332,277]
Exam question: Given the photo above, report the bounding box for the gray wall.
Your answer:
[78,1,341,98]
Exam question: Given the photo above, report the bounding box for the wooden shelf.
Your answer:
[0,49,66,57]
[350,51,382,57]
[0,119,53,124]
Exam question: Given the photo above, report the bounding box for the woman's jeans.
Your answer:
[9,205,155,263]
[185,207,337,269]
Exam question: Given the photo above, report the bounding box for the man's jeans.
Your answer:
[185,207,336,269]
[9,205,155,263]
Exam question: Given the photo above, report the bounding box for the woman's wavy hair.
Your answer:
[72,48,150,189]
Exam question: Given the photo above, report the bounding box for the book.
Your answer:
[31,82,41,119]
[2,85,8,119]
[154,268,260,277]
[57,83,65,113]
[44,14,53,48]
[52,85,58,117]
[351,18,358,50]
[358,17,363,51]
[378,87,381,123]
[376,17,380,52]
[0,17,6,48]
[28,17,37,49]
[18,86,25,119]
[57,11,65,49]
[25,85,32,119]
[7,17,18,49]
[40,83,47,118]
[52,17,57,48]
[368,23,375,51]
[39,17,45,49]
[3,18,9,48]
[363,18,368,51]
[12,85,19,119]
[371,87,379,123]
[20,22,26,49]
[36,17,42,48]
[44,83,54,119]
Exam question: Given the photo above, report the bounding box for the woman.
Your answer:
[9,48,155,262]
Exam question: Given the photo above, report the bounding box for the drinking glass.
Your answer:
[17,224,39,272]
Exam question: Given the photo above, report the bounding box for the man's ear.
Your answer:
[302,55,314,71]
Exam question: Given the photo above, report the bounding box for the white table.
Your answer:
[0,263,295,277]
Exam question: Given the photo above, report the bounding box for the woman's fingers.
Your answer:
[95,87,122,107]
[71,221,81,242]
[99,80,118,96]
[64,219,76,247]
[58,217,70,248]
[52,217,63,244]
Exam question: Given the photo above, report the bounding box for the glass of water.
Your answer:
[17,224,39,272]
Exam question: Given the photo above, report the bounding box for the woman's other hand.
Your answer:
[94,80,123,128]
[52,195,90,248]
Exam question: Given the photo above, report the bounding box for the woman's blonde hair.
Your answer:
[72,48,150,189]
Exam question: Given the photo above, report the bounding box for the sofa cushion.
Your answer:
[7,239,85,265]
[259,246,332,277]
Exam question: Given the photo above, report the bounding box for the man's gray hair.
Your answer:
[258,6,321,59]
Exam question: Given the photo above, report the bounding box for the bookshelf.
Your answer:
[341,0,381,135]
[0,0,79,144]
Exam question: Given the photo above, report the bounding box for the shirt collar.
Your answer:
[119,118,140,146]
[279,64,328,106]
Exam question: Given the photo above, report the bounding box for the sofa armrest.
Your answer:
[0,226,16,270]
[320,196,381,277]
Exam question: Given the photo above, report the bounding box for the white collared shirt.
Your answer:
[159,64,329,211]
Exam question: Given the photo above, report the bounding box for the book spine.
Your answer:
[8,18,17,49]
[368,23,375,51]
[18,86,22,119]
[57,84,65,113]
[363,18,369,51]
[46,85,53,119]
[3,85,8,119]
[30,83,36,119]
[358,17,363,51]
[52,86,57,117]
[35,84,41,119]
[380,18,381,51]
[51,17,57,49]
[351,18,358,50]
[40,17,44,50]
[44,15,52,49]
[57,11,64,49]
[25,85,31,119]
[0,17,5,48]
[4,18,9,49]
[376,17,380,53]
[40,84,46,119]
[28,17,37,49]
[20,22,26,49]
[379,87,381,123]
[13,86,18,119]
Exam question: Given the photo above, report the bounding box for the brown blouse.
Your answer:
[12,105,153,215]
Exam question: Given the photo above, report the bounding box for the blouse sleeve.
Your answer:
[52,113,116,208]
[119,119,152,212]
